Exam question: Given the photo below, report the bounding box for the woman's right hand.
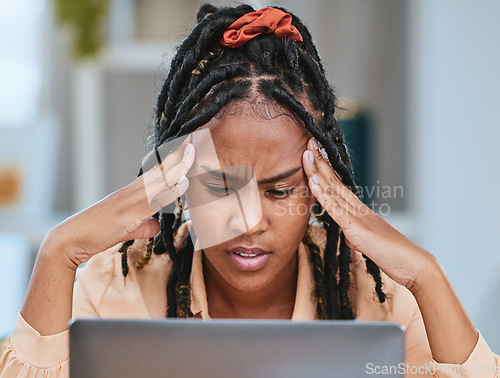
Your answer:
[21,137,195,336]
[48,136,196,270]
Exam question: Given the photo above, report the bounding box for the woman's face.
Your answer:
[185,101,315,293]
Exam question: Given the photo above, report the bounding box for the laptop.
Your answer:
[70,318,405,378]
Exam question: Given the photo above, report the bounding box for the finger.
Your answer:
[308,138,332,167]
[143,142,195,204]
[147,140,194,188]
[308,173,357,220]
[303,139,363,208]
[127,143,194,217]
[309,180,352,229]
[163,142,196,186]
[302,142,350,205]
[174,220,192,249]
[302,141,332,182]
[147,174,190,214]
[131,133,192,195]
[125,174,188,218]
[160,140,191,177]
[308,170,378,235]
[139,134,192,183]
[302,148,352,211]
[308,176,356,231]
[126,217,161,240]
[344,237,356,251]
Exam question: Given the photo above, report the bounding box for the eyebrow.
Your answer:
[200,165,302,185]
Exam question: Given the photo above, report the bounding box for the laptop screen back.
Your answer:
[70,318,405,378]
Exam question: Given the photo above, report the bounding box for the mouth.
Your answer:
[227,247,271,271]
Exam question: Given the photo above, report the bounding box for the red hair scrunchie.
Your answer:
[220,7,303,48]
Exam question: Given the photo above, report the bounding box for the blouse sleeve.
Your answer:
[431,333,500,378]
[390,280,500,378]
[0,314,69,377]
[0,248,117,378]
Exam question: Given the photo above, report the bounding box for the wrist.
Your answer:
[407,252,446,297]
[39,227,81,272]
[22,227,78,336]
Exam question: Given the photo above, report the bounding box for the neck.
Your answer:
[203,252,298,319]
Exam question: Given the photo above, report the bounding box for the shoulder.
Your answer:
[350,251,418,327]
[78,239,172,277]
[74,240,172,318]
[306,223,418,326]
[76,239,151,283]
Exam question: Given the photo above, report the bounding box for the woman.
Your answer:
[1,4,498,377]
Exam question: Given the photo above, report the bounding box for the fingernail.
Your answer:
[311,139,320,150]
[307,150,314,163]
[178,175,187,185]
[183,143,191,155]
[319,148,328,160]
[311,175,319,185]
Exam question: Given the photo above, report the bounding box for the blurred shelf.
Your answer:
[99,42,174,72]
[71,42,173,210]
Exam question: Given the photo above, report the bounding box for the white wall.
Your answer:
[408,0,500,349]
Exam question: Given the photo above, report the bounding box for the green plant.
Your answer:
[54,0,111,59]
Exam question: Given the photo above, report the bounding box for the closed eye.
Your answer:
[205,184,234,196]
[266,188,295,199]
[205,184,296,199]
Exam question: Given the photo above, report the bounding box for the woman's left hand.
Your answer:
[302,138,481,365]
[302,138,437,293]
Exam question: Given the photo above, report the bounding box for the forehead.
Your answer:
[187,101,310,182]
[204,101,309,161]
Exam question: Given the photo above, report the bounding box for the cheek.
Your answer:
[270,186,313,240]
[272,185,314,219]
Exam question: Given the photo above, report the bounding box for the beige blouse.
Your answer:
[0,239,498,378]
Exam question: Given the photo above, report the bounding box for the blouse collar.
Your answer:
[189,242,317,320]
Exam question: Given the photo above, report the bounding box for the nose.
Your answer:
[228,190,269,235]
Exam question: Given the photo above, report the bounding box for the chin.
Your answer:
[227,275,271,293]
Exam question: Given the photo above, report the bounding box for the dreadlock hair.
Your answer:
[119,3,386,320]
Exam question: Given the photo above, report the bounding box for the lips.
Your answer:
[227,247,271,271]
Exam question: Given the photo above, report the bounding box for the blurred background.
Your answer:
[0,0,498,350]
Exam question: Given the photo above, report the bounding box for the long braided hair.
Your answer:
[119,4,385,320]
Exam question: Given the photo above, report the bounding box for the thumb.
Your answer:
[343,236,357,251]
[127,218,160,240]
